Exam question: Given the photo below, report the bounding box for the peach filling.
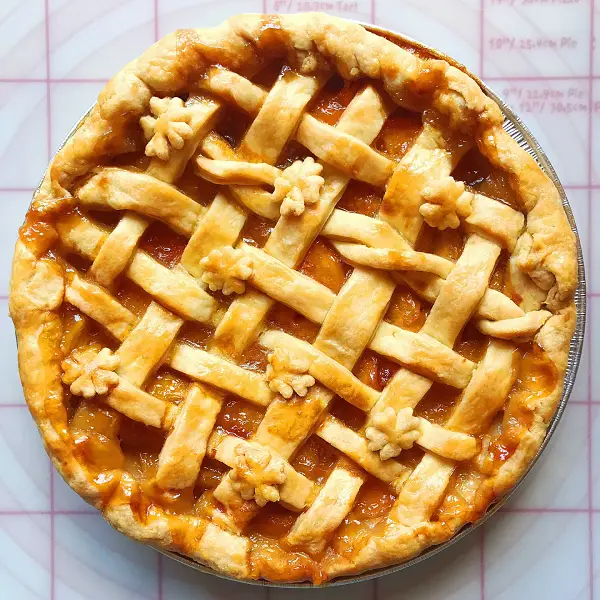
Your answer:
[332,477,396,558]
[489,343,558,466]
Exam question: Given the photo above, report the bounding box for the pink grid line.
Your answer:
[0,78,109,83]
[157,551,163,600]
[486,75,592,81]
[500,508,594,514]
[587,0,595,597]
[479,0,485,79]
[0,510,95,516]
[589,1,595,599]
[0,187,36,192]
[480,528,485,600]
[44,1,52,164]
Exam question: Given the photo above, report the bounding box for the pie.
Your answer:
[9,13,578,584]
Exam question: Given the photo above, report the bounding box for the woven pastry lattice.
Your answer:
[10,14,577,583]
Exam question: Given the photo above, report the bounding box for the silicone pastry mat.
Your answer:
[0,1,597,599]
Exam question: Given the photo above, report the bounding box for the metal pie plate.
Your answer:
[48,22,586,589]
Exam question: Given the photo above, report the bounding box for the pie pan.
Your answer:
[37,20,586,588]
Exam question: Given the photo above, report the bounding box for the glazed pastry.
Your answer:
[9,13,577,583]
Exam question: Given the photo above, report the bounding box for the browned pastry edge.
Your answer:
[9,12,578,583]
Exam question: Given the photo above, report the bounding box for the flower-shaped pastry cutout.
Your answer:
[199,247,253,295]
[419,176,474,230]
[266,348,315,399]
[62,344,120,398]
[273,157,324,217]
[140,97,194,161]
[366,407,422,460]
[229,445,287,507]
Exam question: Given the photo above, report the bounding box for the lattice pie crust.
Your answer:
[9,13,577,583]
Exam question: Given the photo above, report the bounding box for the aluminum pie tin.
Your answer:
[45,22,586,589]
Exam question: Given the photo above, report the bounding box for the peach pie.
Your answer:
[9,13,578,584]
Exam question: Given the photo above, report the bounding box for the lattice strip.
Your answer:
[419,235,501,346]
[389,453,455,526]
[198,66,267,114]
[88,213,149,288]
[156,383,221,489]
[369,322,474,389]
[284,464,365,554]
[446,341,517,435]
[319,415,477,464]
[168,344,273,407]
[107,378,172,428]
[78,168,204,236]
[241,244,336,324]
[64,273,135,340]
[241,73,322,163]
[115,302,183,387]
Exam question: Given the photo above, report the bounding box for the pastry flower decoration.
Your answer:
[273,157,324,217]
[140,96,194,161]
[266,348,315,399]
[419,176,474,230]
[62,344,120,398]
[229,445,287,507]
[366,407,422,460]
[199,247,253,295]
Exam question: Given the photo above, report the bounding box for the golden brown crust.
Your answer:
[9,12,578,584]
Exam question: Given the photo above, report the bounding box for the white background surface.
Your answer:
[0,1,597,599]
